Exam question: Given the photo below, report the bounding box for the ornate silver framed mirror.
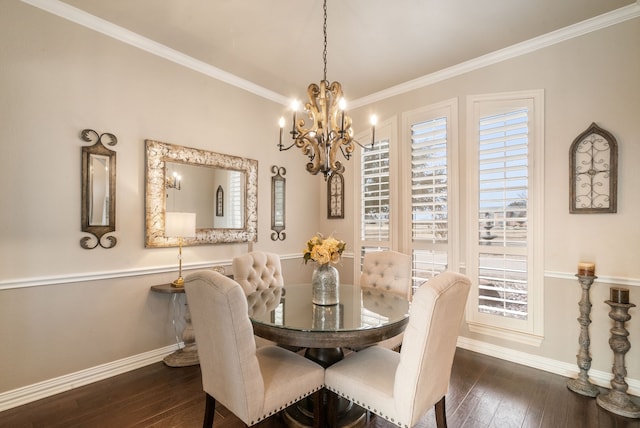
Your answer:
[145,140,258,247]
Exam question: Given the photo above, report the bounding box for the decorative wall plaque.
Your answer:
[569,123,618,213]
[328,172,344,219]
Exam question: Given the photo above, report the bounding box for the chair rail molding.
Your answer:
[3,263,636,291]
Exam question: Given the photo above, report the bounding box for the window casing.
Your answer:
[466,90,544,345]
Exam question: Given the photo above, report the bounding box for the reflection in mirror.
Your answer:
[81,129,117,249]
[165,162,245,229]
[271,166,286,241]
[145,139,258,247]
[89,154,110,226]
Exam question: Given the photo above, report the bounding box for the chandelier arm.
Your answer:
[351,138,375,151]
[278,140,299,152]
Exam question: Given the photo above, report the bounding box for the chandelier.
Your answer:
[278,0,377,179]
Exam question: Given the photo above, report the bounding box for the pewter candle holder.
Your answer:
[596,296,640,419]
[567,274,600,397]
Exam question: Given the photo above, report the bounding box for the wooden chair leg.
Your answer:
[434,396,447,428]
[327,390,338,428]
[312,390,324,428]
[204,393,216,428]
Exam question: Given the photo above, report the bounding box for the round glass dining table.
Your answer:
[250,282,410,355]
[250,283,410,427]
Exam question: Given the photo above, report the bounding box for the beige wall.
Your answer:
[1,0,638,402]
[0,1,324,393]
[347,17,640,379]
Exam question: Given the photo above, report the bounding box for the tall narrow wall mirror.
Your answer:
[145,140,258,247]
[81,129,117,249]
[271,166,286,241]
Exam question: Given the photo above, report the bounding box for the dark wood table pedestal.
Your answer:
[281,347,366,428]
[250,284,410,428]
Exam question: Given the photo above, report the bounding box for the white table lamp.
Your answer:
[165,212,196,287]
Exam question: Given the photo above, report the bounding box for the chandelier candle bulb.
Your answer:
[339,98,346,134]
[577,262,595,276]
[278,117,285,146]
[610,287,630,304]
[370,115,377,145]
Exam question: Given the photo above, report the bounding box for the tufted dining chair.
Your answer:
[325,271,471,428]
[232,251,284,295]
[360,250,412,299]
[233,251,285,347]
[360,250,412,350]
[184,270,325,427]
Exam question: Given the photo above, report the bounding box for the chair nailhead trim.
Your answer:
[255,386,323,422]
[328,386,407,427]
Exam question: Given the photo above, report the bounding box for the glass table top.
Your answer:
[250,283,410,333]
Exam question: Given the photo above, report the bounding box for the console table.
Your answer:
[150,283,199,367]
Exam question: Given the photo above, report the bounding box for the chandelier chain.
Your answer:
[322,0,327,82]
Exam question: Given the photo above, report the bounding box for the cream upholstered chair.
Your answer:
[232,251,284,293]
[360,250,412,299]
[325,271,471,428]
[184,271,324,427]
[233,251,285,347]
[360,250,412,350]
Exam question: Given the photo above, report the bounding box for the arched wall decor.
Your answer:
[569,122,618,213]
[327,172,344,219]
[216,185,224,217]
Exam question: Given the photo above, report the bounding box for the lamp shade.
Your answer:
[165,212,196,238]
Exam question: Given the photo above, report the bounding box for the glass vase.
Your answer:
[312,263,339,305]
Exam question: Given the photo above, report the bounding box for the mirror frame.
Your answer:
[145,139,258,247]
[80,129,117,249]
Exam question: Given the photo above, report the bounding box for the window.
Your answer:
[402,100,458,292]
[466,90,544,345]
[355,119,396,268]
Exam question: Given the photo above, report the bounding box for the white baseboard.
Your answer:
[0,344,178,412]
[457,336,639,397]
[2,338,637,413]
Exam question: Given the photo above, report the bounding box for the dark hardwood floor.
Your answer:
[1,348,638,428]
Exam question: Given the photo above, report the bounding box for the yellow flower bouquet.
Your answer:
[303,233,346,265]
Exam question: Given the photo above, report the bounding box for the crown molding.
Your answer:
[18,1,640,107]
[19,0,289,105]
[351,2,640,108]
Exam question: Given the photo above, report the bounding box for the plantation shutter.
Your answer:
[410,117,449,287]
[361,139,390,242]
[477,109,529,320]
